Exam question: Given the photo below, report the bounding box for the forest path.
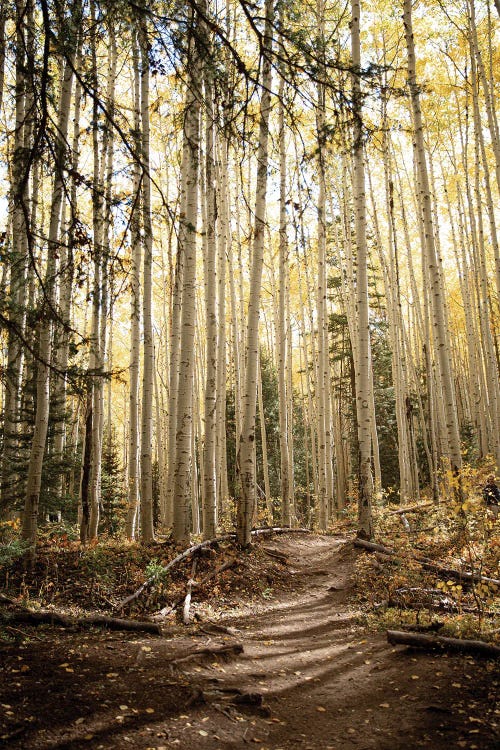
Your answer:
[1,533,498,749]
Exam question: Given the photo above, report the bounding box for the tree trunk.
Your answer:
[172,16,201,544]
[351,0,374,539]
[236,0,273,547]
[139,10,155,542]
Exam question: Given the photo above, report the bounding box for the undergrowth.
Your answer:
[352,465,500,643]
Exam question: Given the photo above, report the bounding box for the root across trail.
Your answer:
[1,533,498,749]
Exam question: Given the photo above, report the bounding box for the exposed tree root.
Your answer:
[170,642,244,664]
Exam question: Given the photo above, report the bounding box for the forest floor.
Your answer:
[0,532,499,749]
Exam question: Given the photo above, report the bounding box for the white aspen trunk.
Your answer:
[125,28,142,540]
[351,0,374,539]
[469,0,500,202]
[236,0,273,546]
[277,63,291,526]
[403,0,462,482]
[216,139,229,516]
[202,21,218,539]
[315,0,332,531]
[53,25,82,503]
[257,354,272,517]
[139,11,155,542]
[173,21,201,544]
[296,240,319,507]
[86,0,105,540]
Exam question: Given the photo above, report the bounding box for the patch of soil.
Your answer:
[1,533,499,749]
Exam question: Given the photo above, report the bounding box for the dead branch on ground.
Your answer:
[387,629,500,658]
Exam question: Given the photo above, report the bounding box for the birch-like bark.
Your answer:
[53,26,82,503]
[216,140,229,514]
[236,0,273,546]
[202,14,218,539]
[351,0,373,539]
[139,10,155,542]
[315,0,334,531]
[277,57,291,527]
[173,19,201,544]
[125,28,142,539]
[403,0,462,482]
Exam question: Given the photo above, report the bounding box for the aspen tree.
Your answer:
[257,353,272,516]
[125,27,142,540]
[173,12,202,544]
[277,29,292,526]
[139,7,155,542]
[53,26,83,504]
[202,4,218,539]
[403,0,462,483]
[215,139,230,513]
[236,0,273,546]
[315,0,334,531]
[351,0,373,538]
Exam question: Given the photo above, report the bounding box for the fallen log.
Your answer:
[116,534,235,611]
[2,609,162,634]
[117,527,310,611]
[0,591,21,606]
[387,502,433,515]
[417,558,500,587]
[387,629,500,658]
[354,539,396,555]
[354,539,500,587]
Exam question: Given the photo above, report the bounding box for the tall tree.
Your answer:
[351,0,374,539]
[236,0,274,546]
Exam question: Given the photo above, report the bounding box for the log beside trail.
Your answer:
[2,609,162,634]
[387,502,433,515]
[117,527,311,611]
[387,630,500,658]
[354,538,500,587]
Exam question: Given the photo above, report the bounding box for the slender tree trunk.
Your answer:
[125,28,142,539]
[403,0,462,482]
[236,0,273,547]
[351,0,374,539]
[139,10,155,542]
[202,14,218,539]
[277,14,291,527]
[173,17,201,544]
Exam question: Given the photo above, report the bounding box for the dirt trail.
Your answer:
[1,533,498,749]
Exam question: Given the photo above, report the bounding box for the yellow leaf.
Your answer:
[145,708,155,714]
